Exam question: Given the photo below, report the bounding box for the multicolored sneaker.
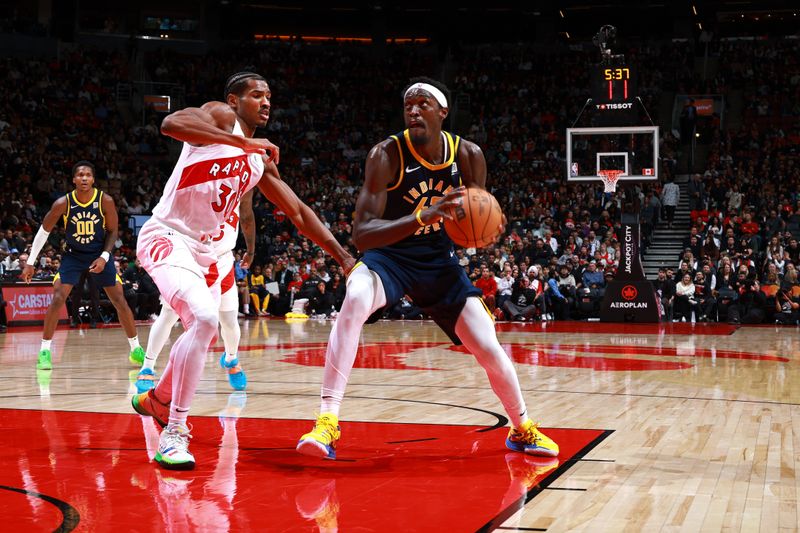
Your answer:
[132,389,171,428]
[36,349,52,370]
[505,419,559,457]
[155,424,195,470]
[129,346,145,366]
[504,453,560,489]
[135,368,157,394]
[297,413,340,459]
[219,353,247,391]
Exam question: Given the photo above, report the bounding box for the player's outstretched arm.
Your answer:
[239,189,256,269]
[352,140,464,252]
[22,196,67,283]
[256,161,355,274]
[160,102,279,162]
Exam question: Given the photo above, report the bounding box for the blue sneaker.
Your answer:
[135,368,157,394]
[219,353,247,391]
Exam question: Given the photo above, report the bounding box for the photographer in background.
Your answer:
[774,288,800,325]
[727,279,766,324]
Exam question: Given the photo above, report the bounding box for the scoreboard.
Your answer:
[591,60,637,106]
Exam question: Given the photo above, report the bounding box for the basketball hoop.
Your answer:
[598,169,624,193]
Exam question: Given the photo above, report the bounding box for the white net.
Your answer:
[599,170,623,193]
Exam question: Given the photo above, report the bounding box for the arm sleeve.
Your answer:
[28,227,50,266]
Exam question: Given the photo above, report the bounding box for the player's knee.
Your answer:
[342,284,375,320]
[192,307,218,334]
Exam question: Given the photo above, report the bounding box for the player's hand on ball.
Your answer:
[497,213,508,240]
[422,186,465,224]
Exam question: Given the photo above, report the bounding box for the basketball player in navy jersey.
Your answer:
[22,161,144,370]
[297,77,559,459]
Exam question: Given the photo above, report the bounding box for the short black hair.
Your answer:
[72,160,95,177]
[224,71,266,100]
[403,76,451,108]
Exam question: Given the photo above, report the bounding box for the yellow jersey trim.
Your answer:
[403,129,456,171]
[98,190,105,222]
[453,135,463,186]
[53,272,60,285]
[386,135,404,192]
[63,194,71,229]
[478,296,495,322]
[348,261,367,281]
[72,188,98,208]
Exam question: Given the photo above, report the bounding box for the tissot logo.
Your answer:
[596,103,633,110]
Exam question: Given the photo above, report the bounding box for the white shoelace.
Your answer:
[162,424,193,453]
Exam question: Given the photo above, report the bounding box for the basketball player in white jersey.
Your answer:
[132,72,355,470]
[134,173,255,394]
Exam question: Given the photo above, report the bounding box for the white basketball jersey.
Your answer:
[151,120,263,243]
[210,204,240,256]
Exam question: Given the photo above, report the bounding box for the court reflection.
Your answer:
[130,392,246,532]
[295,478,340,532]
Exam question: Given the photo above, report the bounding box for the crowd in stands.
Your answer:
[1,35,799,326]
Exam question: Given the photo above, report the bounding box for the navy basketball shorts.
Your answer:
[361,249,482,344]
[56,252,118,288]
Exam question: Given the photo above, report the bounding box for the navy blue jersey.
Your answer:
[381,129,463,264]
[63,189,106,256]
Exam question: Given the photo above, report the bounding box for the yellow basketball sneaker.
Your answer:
[296,413,340,459]
[505,419,559,457]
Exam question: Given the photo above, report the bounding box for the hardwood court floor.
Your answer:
[0,318,799,532]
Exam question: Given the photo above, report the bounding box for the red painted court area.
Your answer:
[0,409,606,532]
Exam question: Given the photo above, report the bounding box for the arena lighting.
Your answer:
[692,5,697,15]
[253,34,429,44]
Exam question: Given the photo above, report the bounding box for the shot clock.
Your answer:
[591,61,637,105]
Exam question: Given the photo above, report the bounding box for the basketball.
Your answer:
[444,188,503,248]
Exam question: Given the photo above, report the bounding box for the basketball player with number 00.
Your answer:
[22,161,145,371]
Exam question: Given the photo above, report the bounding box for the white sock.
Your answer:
[41,339,52,351]
[243,303,250,313]
[168,405,190,428]
[218,309,241,364]
[320,393,343,417]
[128,336,140,350]
[141,354,157,372]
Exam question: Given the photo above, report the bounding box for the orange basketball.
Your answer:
[444,188,503,248]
